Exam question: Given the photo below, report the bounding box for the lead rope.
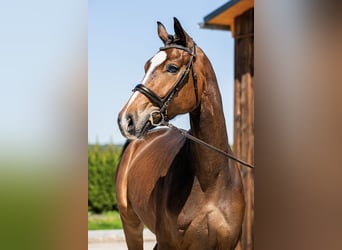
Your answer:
[162,122,254,169]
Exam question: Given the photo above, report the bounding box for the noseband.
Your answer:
[133,41,198,126]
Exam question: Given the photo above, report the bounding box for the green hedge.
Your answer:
[88,144,122,213]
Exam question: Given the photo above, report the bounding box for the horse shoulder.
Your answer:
[117,128,186,212]
[116,139,143,211]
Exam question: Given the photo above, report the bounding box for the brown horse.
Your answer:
[117,18,245,250]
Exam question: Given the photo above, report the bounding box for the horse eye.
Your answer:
[166,64,179,74]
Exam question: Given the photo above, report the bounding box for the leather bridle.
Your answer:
[130,41,254,169]
[133,41,198,126]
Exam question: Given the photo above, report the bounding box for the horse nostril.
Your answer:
[126,114,135,135]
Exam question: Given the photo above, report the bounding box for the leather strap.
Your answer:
[160,44,193,55]
[166,123,255,169]
[133,84,163,108]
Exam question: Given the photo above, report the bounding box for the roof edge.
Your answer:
[199,22,230,31]
[203,0,241,23]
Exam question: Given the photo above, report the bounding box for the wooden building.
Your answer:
[201,1,254,249]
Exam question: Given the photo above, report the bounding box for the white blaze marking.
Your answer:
[141,51,167,85]
[120,51,167,131]
[126,51,167,107]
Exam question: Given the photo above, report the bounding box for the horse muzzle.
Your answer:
[118,110,159,140]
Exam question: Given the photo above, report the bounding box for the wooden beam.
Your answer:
[233,8,254,250]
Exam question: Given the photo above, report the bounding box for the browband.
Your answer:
[160,44,193,55]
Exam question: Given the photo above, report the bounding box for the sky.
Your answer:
[89,0,235,145]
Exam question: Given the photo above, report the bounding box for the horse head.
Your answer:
[118,18,204,140]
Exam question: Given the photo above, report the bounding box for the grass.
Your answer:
[88,210,123,230]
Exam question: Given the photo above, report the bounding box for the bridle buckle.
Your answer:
[149,110,166,126]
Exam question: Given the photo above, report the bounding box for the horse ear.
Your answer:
[157,21,169,44]
[173,17,191,47]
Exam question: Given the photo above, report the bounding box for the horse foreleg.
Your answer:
[120,206,144,250]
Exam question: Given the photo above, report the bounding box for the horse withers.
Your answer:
[117,18,245,250]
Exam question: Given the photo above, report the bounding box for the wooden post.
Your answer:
[233,8,254,250]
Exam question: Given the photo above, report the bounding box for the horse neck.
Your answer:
[189,53,231,190]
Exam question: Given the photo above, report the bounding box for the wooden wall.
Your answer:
[233,8,254,250]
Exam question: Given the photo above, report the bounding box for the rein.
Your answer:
[163,121,254,169]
